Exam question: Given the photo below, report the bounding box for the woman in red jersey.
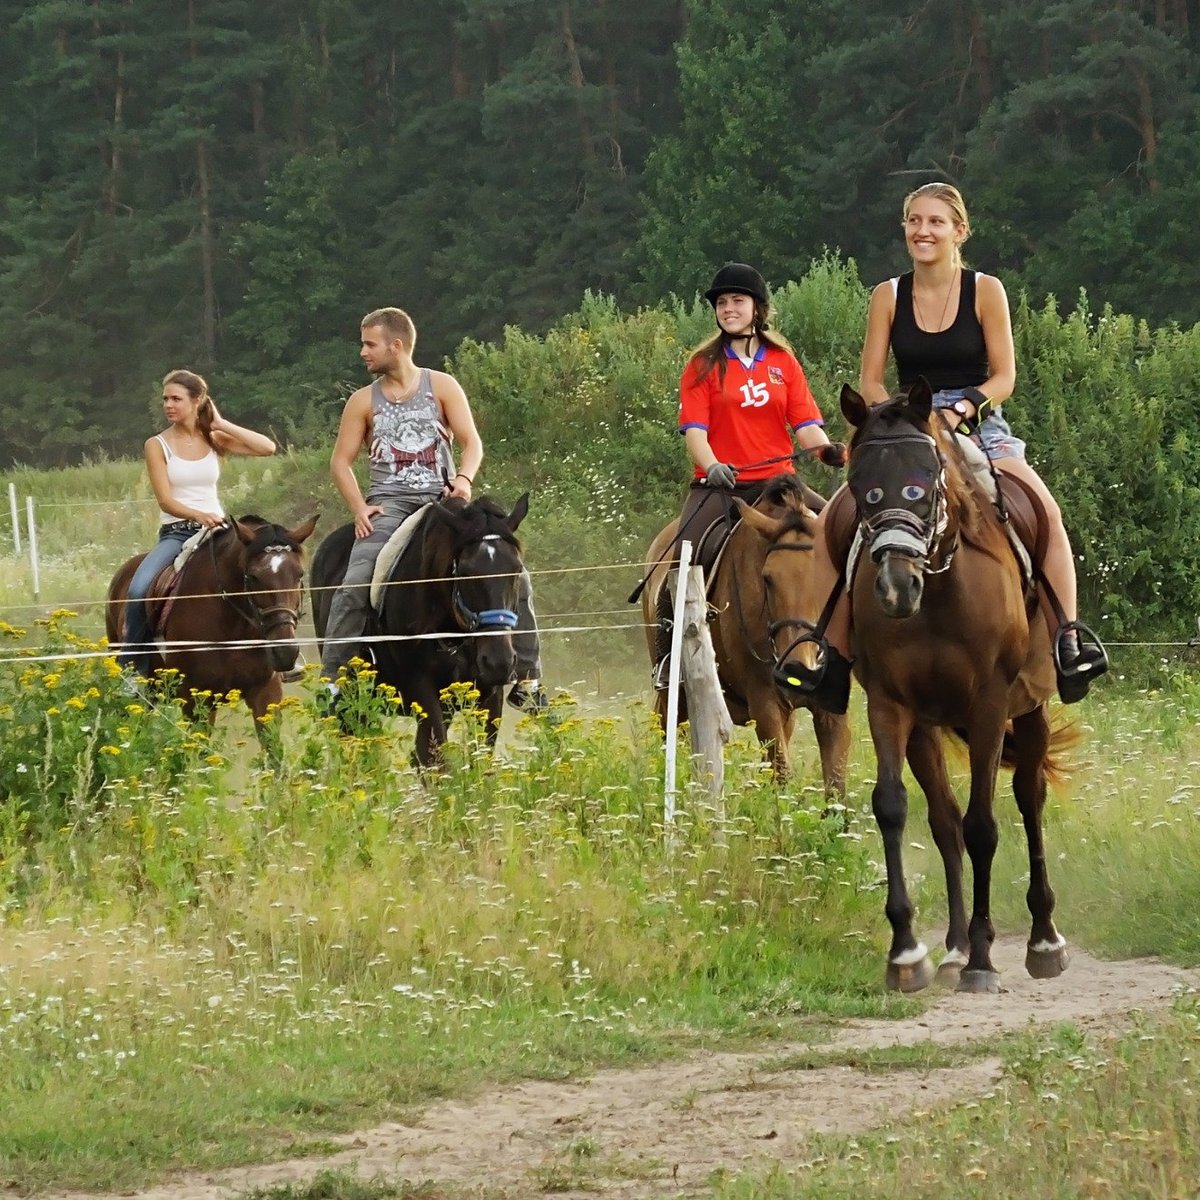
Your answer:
[652,262,845,688]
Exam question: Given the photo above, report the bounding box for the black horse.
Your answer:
[311,494,530,765]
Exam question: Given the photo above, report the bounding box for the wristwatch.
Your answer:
[952,399,973,419]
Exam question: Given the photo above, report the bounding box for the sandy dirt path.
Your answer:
[40,937,1198,1200]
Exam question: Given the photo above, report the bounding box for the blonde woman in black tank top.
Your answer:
[797,183,1106,710]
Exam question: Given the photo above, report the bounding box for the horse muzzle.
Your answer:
[874,552,925,618]
[266,637,301,673]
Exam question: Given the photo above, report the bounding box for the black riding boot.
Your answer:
[1053,621,1108,704]
[652,585,674,691]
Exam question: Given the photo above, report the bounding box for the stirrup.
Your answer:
[777,634,852,716]
[1053,620,1109,704]
[652,656,672,692]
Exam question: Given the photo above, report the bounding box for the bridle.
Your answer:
[853,428,955,576]
[210,531,304,638]
[449,533,520,637]
[728,524,816,672]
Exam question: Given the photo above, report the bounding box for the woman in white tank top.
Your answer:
[118,369,276,679]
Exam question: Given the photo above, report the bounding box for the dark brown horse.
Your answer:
[106,515,318,733]
[642,474,850,796]
[310,495,530,767]
[839,379,1072,993]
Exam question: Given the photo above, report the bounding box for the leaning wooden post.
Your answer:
[679,563,731,823]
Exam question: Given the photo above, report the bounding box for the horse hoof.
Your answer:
[956,969,1001,994]
[1026,943,1070,979]
[886,955,935,993]
[934,958,964,987]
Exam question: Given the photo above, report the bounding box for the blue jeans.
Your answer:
[933,388,1027,461]
[117,523,196,676]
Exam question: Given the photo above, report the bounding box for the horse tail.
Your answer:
[949,714,1080,784]
[998,715,1081,785]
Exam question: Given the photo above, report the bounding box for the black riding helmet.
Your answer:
[704,262,770,307]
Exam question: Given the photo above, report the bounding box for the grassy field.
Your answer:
[2,455,1200,1196]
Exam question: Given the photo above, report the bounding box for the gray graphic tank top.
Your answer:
[367,370,455,499]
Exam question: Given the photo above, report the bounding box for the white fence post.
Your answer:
[26,495,40,602]
[7,482,19,554]
[662,539,692,830]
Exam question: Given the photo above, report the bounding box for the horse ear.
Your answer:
[907,376,934,422]
[231,518,257,545]
[734,498,786,542]
[840,383,869,428]
[506,492,530,532]
[289,514,319,544]
[426,499,470,535]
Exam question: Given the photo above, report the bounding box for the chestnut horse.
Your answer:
[107,515,318,736]
[839,379,1072,993]
[642,474,850,796]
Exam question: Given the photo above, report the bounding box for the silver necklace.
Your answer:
[914,267,959,333]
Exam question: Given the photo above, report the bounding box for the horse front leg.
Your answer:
[1011,704,1068,980]
[867,698,933,992]
[905,724,967,984]
[410,683,448,771]
[808,707,850,800]
[248,674,285,765]
[483,686,505,751]
[957,704,1008,993]
[746,688,792,781]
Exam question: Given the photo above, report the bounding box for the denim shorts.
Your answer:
[932,388,1026,461]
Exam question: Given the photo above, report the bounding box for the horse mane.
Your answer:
[431,495,523,555]
[930,427,1013,563]
[229,513,308,556]
[754,473,816,536]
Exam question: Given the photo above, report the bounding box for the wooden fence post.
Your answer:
[679,563,731,823]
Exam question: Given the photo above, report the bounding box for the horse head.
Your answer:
[841,378,950,619]
[732,475,822,707]
[228,513,319,672]
[425,494,529,689]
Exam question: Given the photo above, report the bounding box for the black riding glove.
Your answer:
[819,442,848,468]
[704,462,737,490]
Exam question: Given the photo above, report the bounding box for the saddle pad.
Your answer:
[172,527,212,574]
[953,432,997,500]
[370,506,430,611]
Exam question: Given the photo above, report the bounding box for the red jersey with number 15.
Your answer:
[678,343,824,480]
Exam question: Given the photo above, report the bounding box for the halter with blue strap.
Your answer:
[451,533,519,632]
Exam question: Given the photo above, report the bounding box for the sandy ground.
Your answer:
[35,936,1199,1200]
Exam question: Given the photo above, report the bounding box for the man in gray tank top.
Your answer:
[319,306,545,710]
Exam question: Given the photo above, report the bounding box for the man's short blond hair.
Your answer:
[361,307,417,351]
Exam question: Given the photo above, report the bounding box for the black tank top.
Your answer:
[891,270,989,390]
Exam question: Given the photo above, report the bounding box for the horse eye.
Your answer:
[864,487,884,505]
[901,484,926,501]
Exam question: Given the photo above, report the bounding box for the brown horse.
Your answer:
[642,474,850,796]
[839,379,1071,993]
[106,515,318,734]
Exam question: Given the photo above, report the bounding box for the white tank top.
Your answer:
[155,435,222,524]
